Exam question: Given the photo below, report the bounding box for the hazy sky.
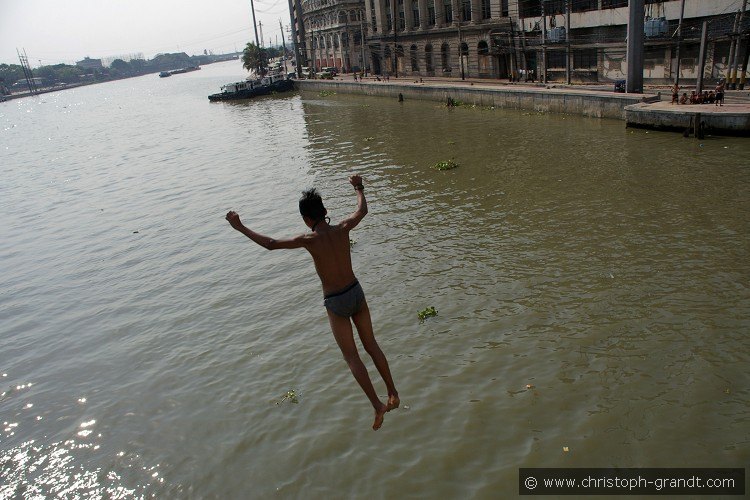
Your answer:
[1,0,292,67]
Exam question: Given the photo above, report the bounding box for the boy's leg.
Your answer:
[351,301,399,410]
[326,309,387,430]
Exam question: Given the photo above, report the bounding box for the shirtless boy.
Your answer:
[226,175,399,430]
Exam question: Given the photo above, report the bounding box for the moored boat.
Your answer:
[208,73,293,102]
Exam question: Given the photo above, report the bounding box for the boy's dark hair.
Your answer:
[299,188,326,221]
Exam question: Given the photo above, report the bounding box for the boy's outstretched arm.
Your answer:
[226,211,308,250]
[340,175,368,231]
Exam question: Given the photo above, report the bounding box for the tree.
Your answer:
[110,59,131,75]
[242,42,267,75]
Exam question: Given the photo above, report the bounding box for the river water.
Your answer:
[1,60,748,498]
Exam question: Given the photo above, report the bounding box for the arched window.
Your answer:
[333,34,340,49]
[412,0,420,27]
[477,40,489,74]
[441,42,450,71]
[410,44,419,71]
[341,32,349,48]
[425,44,434,72]
[460,42,469,56]
[339,11,347,24]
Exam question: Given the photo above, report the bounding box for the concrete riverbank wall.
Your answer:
[296,80,654,120]
[625,103,750,137]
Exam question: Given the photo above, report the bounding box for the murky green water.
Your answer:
[1,60,748,498]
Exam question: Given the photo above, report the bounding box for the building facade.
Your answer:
[290,0,749,84]
[292,0,371,72]
[517,0,749,85]
[75,57,103,70]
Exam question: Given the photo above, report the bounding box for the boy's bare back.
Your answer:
[304,224,357,294]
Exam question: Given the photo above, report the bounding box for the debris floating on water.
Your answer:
[433,160,459,171]
[418,306,438,322]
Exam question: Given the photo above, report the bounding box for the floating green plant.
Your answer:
[418,306,438,322]
[433,160,459,171]
[275,389,299,405]
[319,90,336,97]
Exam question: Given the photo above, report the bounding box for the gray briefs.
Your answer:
[324,280,365,318]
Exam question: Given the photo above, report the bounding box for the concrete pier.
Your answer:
[625,101,750,136]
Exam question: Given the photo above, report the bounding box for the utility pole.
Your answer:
[279,19,288,74]
[728,0,748,89]
[565,0,571,85]
[249,0,264,74]
[696,20,708,93]
[458,8,465,80]
[360,18,367,74]
[626,0,644,93]
[392,0,398,77]
[520,17,528,80]
[673,0,685,85]
[287,0,304,77]
[259,21,265,47]
[740,32,750,90]
[541,0,547,83]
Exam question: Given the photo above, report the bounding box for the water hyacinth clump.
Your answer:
[418,306,438,322]
[433,160,459,171]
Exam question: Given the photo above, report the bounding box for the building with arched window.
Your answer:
[290,0,749,85]
[290,0,370,73]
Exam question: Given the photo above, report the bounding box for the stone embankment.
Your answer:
[296,77,750,136]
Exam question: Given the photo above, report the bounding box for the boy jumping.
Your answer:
[226,175,399,430]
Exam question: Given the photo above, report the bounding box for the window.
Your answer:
[481,0,490,20]
[443,0,452,23]
[411,45,419,71]
[338,11,347,23]
[425,44,434,71]
[545,0,565,16]
[461,0,471,21]
[573,49,597,69]
[502,0,508,16]
[386,0,393,30]
[548,51,566,68]
[398,0,406,30]
[601,0,627,8]
[573,0,597,12]
[478,40,489,73]
[412,0,420,27]
[519,0,541,17]
[428,0,436,25]
[441,42,450,70]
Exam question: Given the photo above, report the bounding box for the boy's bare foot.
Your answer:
[373,403,387,430]
[386,394,400,411]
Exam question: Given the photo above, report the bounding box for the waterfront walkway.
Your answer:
[302,73,750,136]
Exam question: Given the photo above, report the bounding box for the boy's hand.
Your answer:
[349,174,363,188]
[226,211,243,230]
